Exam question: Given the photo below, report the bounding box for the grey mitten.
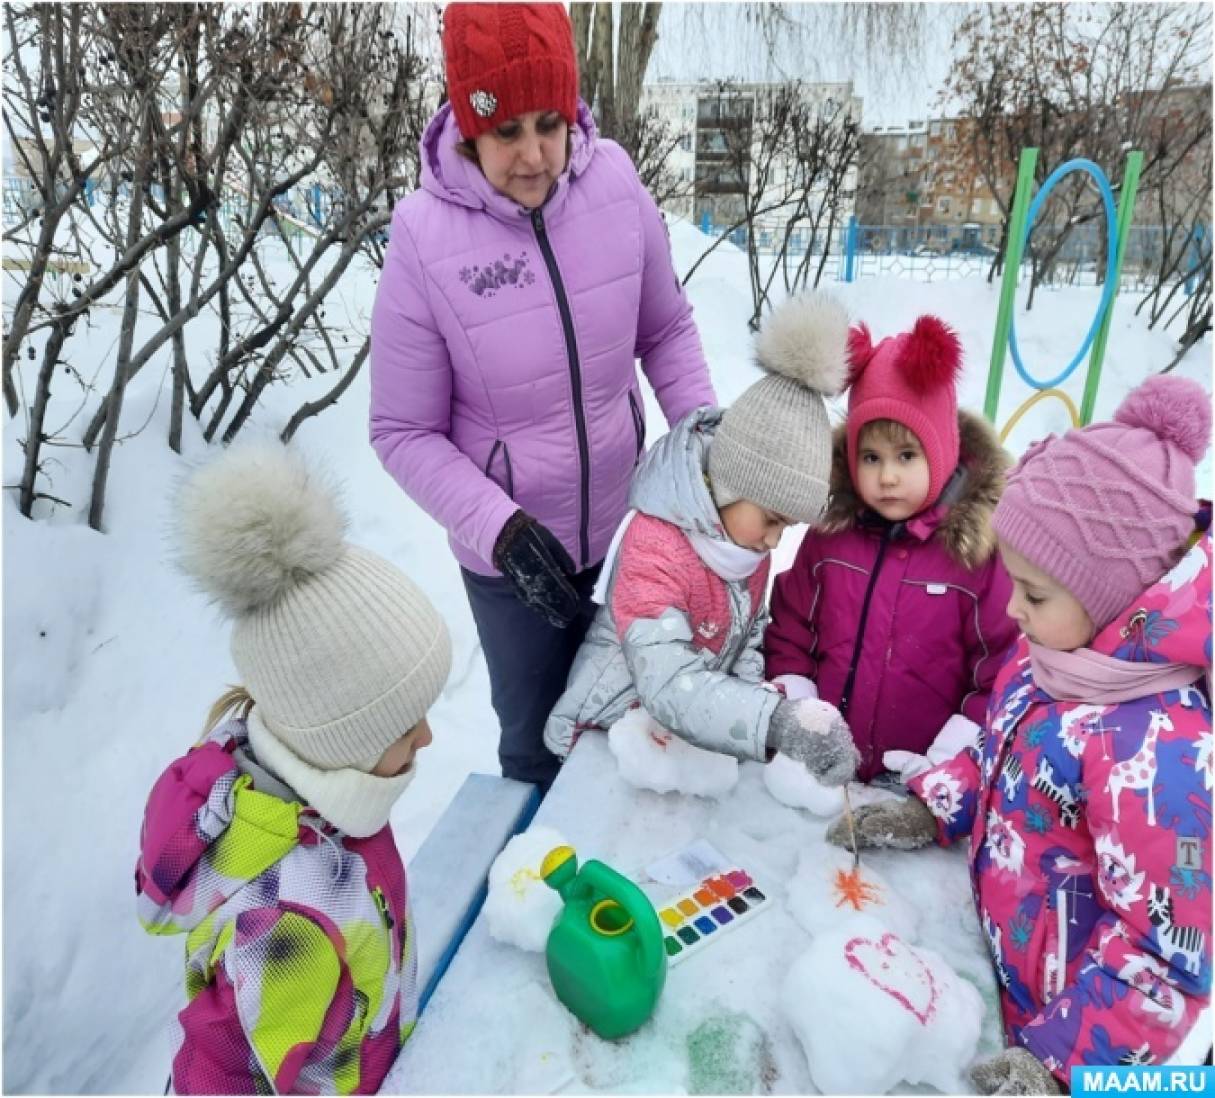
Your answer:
[970,1047,1061,1096]
[768,698,859,787]
[826,796,938,851]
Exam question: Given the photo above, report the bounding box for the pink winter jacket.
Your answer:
[909,534,1213,1080]
[369,101,715,576]
[765,412,1018,780]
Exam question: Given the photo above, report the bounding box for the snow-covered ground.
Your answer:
[3,216,1210,1093]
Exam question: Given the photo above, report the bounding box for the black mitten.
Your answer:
[492,511,581,628]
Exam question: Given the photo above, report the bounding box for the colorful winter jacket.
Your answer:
[764,412,1019,780]
[544,407,780,761]
[136,719,416,1094]
[909,534,1213,1080]
[369,100,715,577]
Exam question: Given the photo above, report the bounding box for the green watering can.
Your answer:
[540,845,666,1040]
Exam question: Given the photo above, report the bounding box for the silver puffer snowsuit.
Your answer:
[544,408,779,761]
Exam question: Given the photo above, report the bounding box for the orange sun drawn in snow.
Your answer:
[832,867,883,911]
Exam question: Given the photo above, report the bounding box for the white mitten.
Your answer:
[883,714,981,782]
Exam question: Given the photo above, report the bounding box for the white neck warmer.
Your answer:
[246,709,414,838]
[686,530,767,581]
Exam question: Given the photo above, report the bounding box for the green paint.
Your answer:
[687,1011,773,1094]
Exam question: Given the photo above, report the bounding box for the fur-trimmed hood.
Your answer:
[816,409,1010,570]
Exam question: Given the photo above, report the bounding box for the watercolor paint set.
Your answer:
[655,868,771,965]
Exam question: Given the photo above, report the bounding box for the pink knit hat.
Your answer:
[992,375,1211,631]
[846,316,963,508]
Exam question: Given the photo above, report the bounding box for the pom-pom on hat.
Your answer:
[442,3,579,140]
[992,375,1211,631]
[176,444,451,770]
[708,292,851,524]
[845,315,964,508]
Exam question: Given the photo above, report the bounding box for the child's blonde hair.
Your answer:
[857,417,922,450]
[203,685,254,736]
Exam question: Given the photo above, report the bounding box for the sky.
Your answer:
[646,2,961,128]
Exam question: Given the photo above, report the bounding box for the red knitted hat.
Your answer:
[442,3,579,140]
[845,316,964,508]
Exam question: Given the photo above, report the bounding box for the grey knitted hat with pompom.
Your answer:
[175,444,451,769]
[708,291,850,524]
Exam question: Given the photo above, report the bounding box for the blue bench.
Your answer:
[409,773,541,1013]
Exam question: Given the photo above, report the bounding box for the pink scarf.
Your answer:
[1029,641,1205,705]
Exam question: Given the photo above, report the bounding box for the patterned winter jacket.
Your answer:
[909,535,1213,1080]
[136,719,416,1094]
[765,412,1019,780]
[544,407,780,762]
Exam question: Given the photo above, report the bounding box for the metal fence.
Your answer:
[6,177,1204,297]
[3,175,336,241]
[695,210,1208,293]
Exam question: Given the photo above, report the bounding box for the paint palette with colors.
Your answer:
[655,868,771,965]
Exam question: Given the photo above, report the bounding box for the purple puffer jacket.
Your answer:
[370,101,715,576]
[765,412,1019,781]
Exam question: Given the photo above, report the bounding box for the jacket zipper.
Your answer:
[837,524,894,768]
[532,207,590,568]
[484,440,515,498]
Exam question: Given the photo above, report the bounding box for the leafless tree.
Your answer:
[570,1,663,166]
[941,4,1212,308]
[679,81,858,328]
[4,2,437,529]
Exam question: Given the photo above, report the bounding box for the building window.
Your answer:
[679,133,692,152]
[929,121,941,136]
[938,196,951,214]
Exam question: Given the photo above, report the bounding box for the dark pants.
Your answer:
[461,564,601,792]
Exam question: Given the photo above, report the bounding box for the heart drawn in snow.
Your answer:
[843,933,938,1025]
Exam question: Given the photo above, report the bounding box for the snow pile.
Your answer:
[483,826,568,953]
[607,707,739,797]
[783,923,984,1095]
[763,751,845,815]
[786,845,921,942]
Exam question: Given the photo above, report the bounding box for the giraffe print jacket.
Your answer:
[909,533,1212,1081]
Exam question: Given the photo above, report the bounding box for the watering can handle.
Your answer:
[580,860,663,975]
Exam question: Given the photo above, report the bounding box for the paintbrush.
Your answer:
[840,784,861,870]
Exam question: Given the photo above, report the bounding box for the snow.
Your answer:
[785,846,921,943]
[3,206,1210,1092]
[382,732,1003,1094]
[483,826,568,953]
[607,707,739,798]
[763,751,845,816]
[783,925,985,1095]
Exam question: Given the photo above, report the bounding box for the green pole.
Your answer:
[984,147,1039,423]
[1079,150,1143,426]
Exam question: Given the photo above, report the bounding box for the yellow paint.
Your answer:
[659,908,683,927]
[509,865,540,898]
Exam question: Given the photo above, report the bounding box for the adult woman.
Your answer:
[370,3,716,789]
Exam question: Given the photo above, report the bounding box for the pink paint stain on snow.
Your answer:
[844,933,938,1025]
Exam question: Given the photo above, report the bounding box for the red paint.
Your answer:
[844,934,938,1025]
